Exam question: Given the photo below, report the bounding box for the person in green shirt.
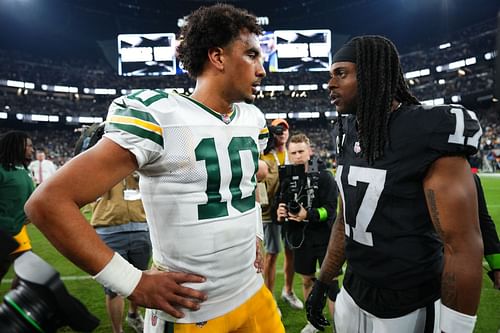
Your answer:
[0,130,35,286]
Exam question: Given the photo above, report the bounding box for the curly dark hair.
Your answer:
[348,35,420,164]
[0,130,30,170]
[177,3,262,78]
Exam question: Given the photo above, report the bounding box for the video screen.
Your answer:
[271,29,331,72]
[118,33,177,76]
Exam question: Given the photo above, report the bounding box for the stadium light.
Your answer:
[265,113,287,119]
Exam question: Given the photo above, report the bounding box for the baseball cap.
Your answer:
[271,118,289,129]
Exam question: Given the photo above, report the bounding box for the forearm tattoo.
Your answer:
[441,272,458,307]
[319,215,346,283]
[425,189,458,307]
[425,189,444,237]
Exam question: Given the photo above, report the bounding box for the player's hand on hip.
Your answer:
[129,269,207,319]
[305,279,331,331]
[254,238,264,273]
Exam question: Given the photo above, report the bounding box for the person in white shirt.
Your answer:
[28,149,57,185]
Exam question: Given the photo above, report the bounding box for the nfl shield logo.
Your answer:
[354,141,361,154]
[151,312,158,326]
[221,114,231,124]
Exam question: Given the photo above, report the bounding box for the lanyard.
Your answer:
[272,150,289,166]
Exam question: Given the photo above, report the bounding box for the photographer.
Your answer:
[276,133,339,333]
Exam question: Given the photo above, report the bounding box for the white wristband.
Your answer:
[255,202,264,240]
[93,252,142,297]
[440,303,477,333]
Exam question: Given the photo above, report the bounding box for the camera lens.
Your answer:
[288,201,301,215]
[0,281,60,333]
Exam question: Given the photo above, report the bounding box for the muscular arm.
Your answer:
[25,138,207,317]
[423,156,483,315]
[25,138,138,274]
[318,196,346,284]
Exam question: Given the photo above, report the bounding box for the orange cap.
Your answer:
[271,118,289,129]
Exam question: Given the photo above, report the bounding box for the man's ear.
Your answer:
[207,47,224,71]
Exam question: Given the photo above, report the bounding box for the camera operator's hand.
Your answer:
[129,268,207,319]
[305,279,331,331]
[277,203,288,222]
[288,204,307,222]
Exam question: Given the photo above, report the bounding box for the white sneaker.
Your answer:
[300,322,319,333]
[281,289,304,310]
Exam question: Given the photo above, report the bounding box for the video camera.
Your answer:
[0,230,99,332]
[278,155,323,217]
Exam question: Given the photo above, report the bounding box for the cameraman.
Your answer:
[276,133,339,333]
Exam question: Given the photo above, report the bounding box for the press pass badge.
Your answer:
[123,189,141,201]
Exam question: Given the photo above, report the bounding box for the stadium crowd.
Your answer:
[0,18,498,171]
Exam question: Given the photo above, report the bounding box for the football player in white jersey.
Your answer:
[26,4,284,333]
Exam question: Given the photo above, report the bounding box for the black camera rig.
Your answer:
[278,155,323,216]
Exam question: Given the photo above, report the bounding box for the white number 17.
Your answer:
[336,165,387,247]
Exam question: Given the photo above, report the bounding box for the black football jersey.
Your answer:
[335,104,482,292]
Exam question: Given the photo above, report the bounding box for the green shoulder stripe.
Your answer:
[107,122,164,148]
[113,106,160,126]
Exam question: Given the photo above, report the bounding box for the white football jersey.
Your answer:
[103,89,269,323]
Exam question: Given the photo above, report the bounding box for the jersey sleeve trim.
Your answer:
[106,121,164,148]
[259,127,269,140]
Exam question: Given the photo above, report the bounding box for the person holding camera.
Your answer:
[276,133,339,333]
[260,118,304,311]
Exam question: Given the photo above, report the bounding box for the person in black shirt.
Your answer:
[276,133,338,333]
[306,35,483,333]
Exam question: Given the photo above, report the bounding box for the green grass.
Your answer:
[1,175,499,332]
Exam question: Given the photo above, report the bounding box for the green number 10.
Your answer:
[195,137,258,220]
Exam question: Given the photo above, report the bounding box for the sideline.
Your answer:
[1,275,91,284]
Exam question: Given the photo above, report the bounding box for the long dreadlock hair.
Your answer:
[0,130,31,170]
[350,35,420,164]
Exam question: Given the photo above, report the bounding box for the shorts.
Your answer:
[292,229,329,276]
[263,223,282,254]
[144,285,284,333]
[98,230,151,296]
[0,226,32,281]
[12,225,32,254]
[293,241,326,276]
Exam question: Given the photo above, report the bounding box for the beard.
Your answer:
[341,98,358,115]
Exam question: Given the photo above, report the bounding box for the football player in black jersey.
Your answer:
[306,35,483,333]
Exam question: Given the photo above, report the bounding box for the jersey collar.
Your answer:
[179,94,237,124]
